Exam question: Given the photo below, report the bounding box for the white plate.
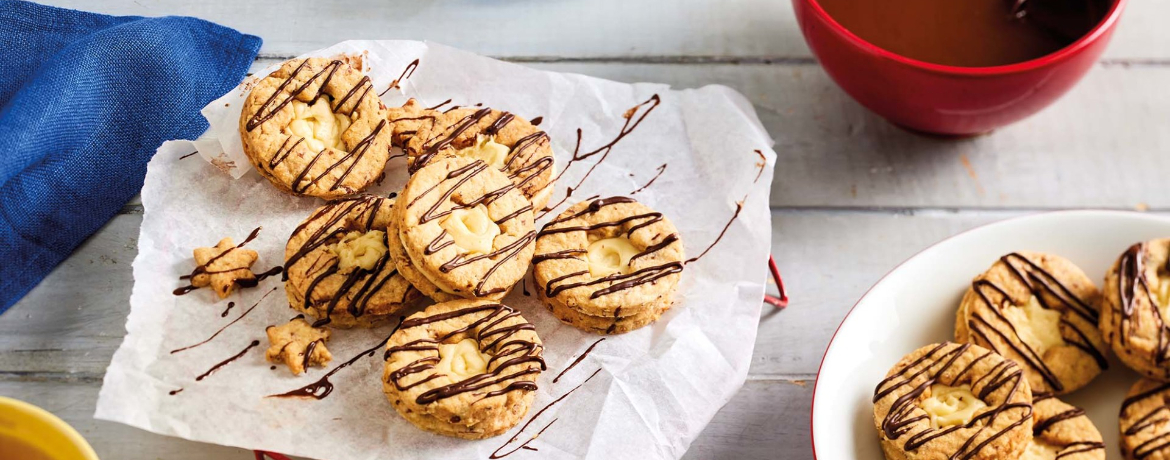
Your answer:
[812,210,1170,460]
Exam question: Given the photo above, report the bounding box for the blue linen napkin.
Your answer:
[0,1,262,313]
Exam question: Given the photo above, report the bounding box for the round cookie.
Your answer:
[532,197,683,334]
[1024,394,1105,460]
[396,155,536,300]
[403,102,555,209]
[955,251,1107,395]
[1100,239,1170,381]
[284,195,421,328]
[1120,378,1170,460]
[382,299,545,439]
[240,57,391,198]
[874,342,1033,460]
[385,197,458,303]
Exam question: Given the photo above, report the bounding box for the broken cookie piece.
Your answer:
[187,237,259,298]
[265,317,332,375]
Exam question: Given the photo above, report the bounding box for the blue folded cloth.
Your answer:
[0,1,261,313]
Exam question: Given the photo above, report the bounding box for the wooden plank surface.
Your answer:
[52,0,1170,61]
[9,0,1170,459]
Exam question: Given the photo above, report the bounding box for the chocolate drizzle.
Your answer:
[380,58,419,97]
[537,95,661,220]
[384,304,546,405]
[874,342,1031,459]
[410,107,493,173]
[553,338,605,383]
[631,163,667,195]
[489,368,602,459]
[220,302,235,318]
[195,340,260,382]
[171,288,278,354]
[168,388,184,396]
[270,321,401,400]
[529,116,543,126]
[1121,381,1170,459]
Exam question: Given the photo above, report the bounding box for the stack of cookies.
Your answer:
[872,240,1170,460]
[228,55,690,439]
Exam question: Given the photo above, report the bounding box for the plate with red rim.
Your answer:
[811,210,1170,460]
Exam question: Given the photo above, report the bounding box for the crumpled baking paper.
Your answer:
[96,40,776,460]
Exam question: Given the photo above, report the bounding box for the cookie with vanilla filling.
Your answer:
[1022,394,1104,460]
[873,342,1033,460]
[1100,239,1170,381]
[955,251,1107,395]
[240,57,390,198]
[395,156,536,300]
[533,196,683,334]
[382,299,544,439]
[402,102,555,209]
[284,195,421,328]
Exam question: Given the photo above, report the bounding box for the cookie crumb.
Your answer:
[265,318,332,375]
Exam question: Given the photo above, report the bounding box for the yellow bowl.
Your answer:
[0,396,98,460]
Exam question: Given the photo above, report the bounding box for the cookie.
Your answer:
[240,57,390,198]
[179,235,259,299]
[401,101,555,209]
[1100,239,1170,381]
[532,197,683,334]
[385,198,458,303]
[395,156,536,300]
[284,195,421,328]
[1120,378,1170,460]
[382,299,545,439]
[265,317,332,375]
[1023,394,1104,460]
[873,342,1033,460]
[955,252,1107,395]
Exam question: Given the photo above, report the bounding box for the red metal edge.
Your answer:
[764,255,787,309]
[254,451,292,460]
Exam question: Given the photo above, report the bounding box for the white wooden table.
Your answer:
[7,1,1168,458]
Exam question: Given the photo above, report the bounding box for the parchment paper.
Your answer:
[96,40,776,460]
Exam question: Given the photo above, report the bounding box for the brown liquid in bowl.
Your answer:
[815,0,1112,67]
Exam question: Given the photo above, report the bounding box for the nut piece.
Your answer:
[190,238,258,299]
[265,317,332,375]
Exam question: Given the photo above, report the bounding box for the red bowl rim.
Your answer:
[801,0,1128,76]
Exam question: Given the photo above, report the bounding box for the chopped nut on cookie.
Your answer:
[265,318,332,375]
[188,237,259,299]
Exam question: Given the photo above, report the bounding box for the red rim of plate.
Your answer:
[808,209,1170,459]
[802,0,1128,76]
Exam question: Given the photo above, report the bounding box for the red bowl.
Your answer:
[793,0,1127,135]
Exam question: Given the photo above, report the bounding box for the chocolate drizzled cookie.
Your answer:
[240,57,391,198]
[1100,239,1170,381]
[382,299,545,439]
[955,251,1107,395]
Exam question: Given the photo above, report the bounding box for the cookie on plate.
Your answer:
[1120,378,1170,460]
[1024,393,1104,460]
[955,252,1107,395]
[401,101,555,210]
[533,197,683,334]
[873,342,1033,460]
[394,156,536,300]
[284,195,421,328]
[1100,239,1170,381]
[382,299,545,439]
[240,57,390,198]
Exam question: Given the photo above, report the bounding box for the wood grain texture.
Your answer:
[45,0,1170,61]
